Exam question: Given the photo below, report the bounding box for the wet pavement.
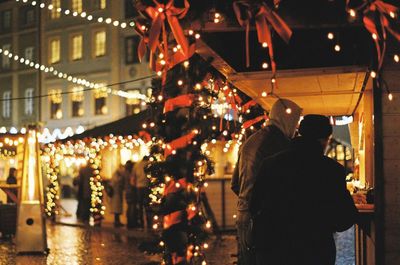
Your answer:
[0,224,236,265]
[0,223,353,265]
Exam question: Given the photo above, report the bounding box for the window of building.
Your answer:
[71,34,83,61]
[25,47,34,61]
[72,0,82,13]
[49,38,61,64]
[2,44,11,69]
[71,86,84,117]
[50,0,61,19]
[125,36,140,64]
[95,0,106,10]
[49,89,62,119]
[94,30,106,57]
[125,93,141,116]
[2,10,11,30]
[25,9,35,25]
[25,88,34,116]
[2,91,11,119]
[94,86,107,115]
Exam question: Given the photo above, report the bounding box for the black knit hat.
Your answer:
[299,114,332,139]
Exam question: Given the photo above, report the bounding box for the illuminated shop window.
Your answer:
[94,86,108,115]
[50,0,61,19]
[71,86,84,117]
[49,89,62,119]
[72,0,82,13]
[49,38,61,64]
[96,0,106,10]
[94,30,106,57]
[71,34,83,61]
[126,90,141,115]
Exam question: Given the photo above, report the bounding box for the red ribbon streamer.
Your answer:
[164,94,195,113]
[242,115,269,129]
[139,130,152,142]
[241,99,257,113]
[164,131,197,157]
[233,1,292,74]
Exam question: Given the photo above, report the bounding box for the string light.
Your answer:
[370,71,377,78]
[388,93,393,101]
[327,32,334,40]
[0,49,148,101]
[394,54,399,63]
[16,0,134,29]
[262,62,269,69]
[349,9,356,17]
[334,44,341,52]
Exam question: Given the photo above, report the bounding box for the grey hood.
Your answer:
[267,99,302,138]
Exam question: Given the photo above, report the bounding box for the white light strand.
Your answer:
[16,0,133,29]
[0,49,148,101]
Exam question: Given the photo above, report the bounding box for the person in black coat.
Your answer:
[250,114,358,265]
[232,99,302,265]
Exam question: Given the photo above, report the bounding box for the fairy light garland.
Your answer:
[0,49,148,101]
[15,0,135,30]
[42,135,150,218]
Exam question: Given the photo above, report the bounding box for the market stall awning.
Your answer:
[196,27,373,116]
[64,110,151,141]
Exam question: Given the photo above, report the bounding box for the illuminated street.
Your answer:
[0,224,237,265]
[0,223,355,265]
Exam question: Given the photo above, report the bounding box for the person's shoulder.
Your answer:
[322,156,345,176]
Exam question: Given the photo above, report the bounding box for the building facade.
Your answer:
[0,0,151,132]
[0,0,40,128]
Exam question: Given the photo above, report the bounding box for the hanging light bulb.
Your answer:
[388,93,393,101]
[394,54,399,63]
[334,44,341,52]
[370,71,377,78]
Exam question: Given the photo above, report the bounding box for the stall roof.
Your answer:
[64,110,150,141]
[197,27,373,116]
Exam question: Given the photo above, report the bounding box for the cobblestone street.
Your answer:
[0,223,354,265]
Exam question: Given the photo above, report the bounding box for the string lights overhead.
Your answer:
[15,0,135,29]
[0,49,149,101]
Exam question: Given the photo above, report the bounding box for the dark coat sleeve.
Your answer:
[328,160,358,232]
[231,155,240,196]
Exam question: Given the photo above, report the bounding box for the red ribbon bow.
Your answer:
[144,0,190,58]
[233,1,292,75]
[347,0,400,70]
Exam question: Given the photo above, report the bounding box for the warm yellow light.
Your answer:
[349,9,356,17]
[370,71,377,78]
[334,44,341,52]
[327,32,334,40]
[388,93,394,101]
[394,54,399,63]
[262,62,268,69]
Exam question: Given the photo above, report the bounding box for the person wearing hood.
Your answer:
[250,115,358,265]
[231,98,302,265]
